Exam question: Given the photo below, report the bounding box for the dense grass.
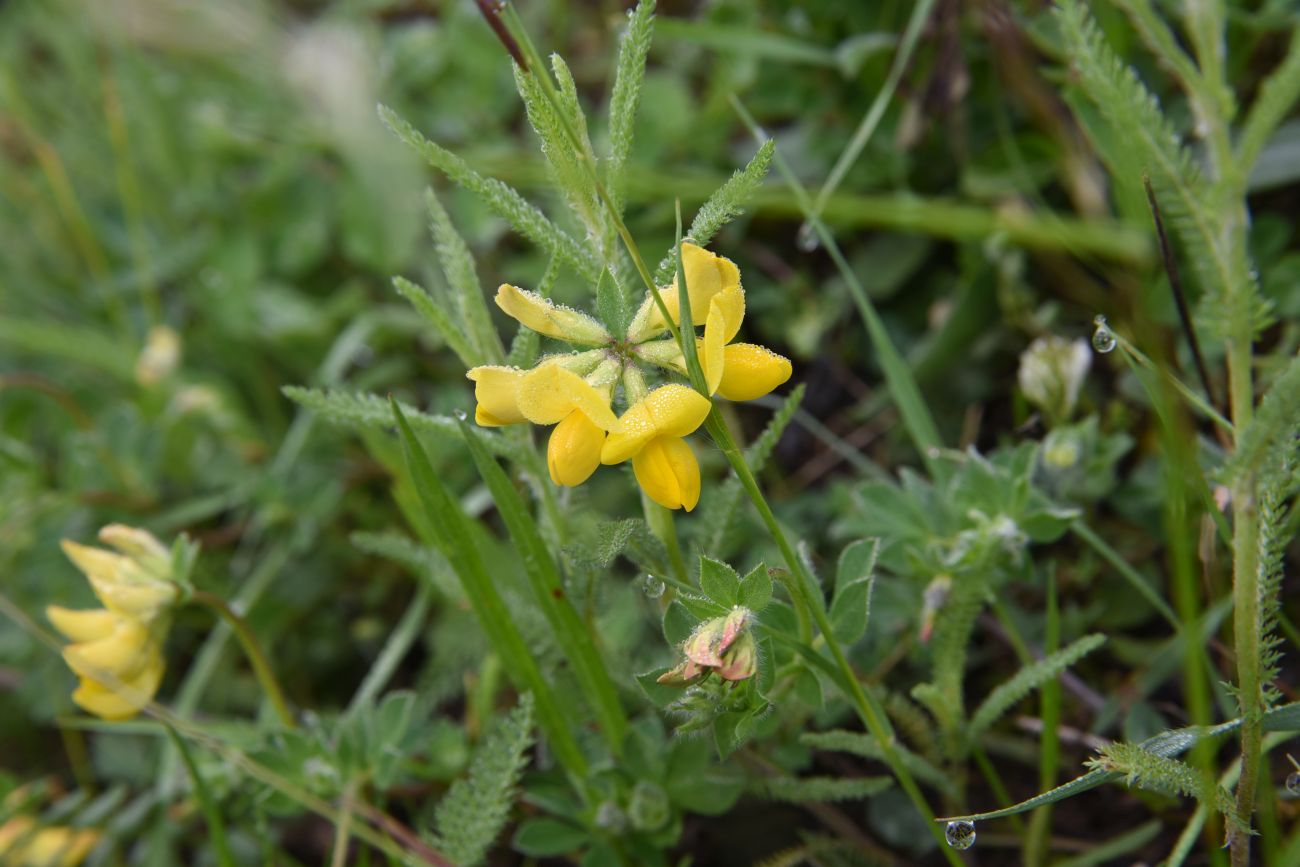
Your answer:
[2,1,1299,865]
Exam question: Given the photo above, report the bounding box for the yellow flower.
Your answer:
[601,385,711,511]
[640,263,792,402]
[517,363,622,487]
[496,284,609,345]
[50,525,177,721]
[0,816,100,867]
[462,243,793,507]
[465,366,529,426]
[629,242,740,341]
[134,324,181,387]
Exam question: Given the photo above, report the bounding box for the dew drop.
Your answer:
[1091,315,1117,354]
[796,222,820,253]
[452,408,468,421]
[1287,771,1300,796]
[945,820,976,851]
[642,574,666,599]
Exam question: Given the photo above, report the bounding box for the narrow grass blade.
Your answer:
[456,417,628,754]
[390,399,587,777]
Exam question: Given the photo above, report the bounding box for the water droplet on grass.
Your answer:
[1091,315,1117,354]
[1287,771,1300,795]
[796,222,820,252]
[945,820,976,850]
[642,574,665,598]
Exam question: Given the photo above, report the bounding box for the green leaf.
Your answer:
[829,539,878,644]
[758,775,891,803]
[433,694,534,867]
[801,730,954,798]
[1091,742,1241,828]
[392,275,476,366]
[1239,32,1300,174]
[662,599,698,646]
[654,139,774,283]
[379,105,598,281]
[941,701,1300,823]
[699,556,741,607]
[512,818,590,857]
[456,418,627,753]
[425,188,504,365]
[606,0,655,214]
[390,400,587,777]
[739,564,772,612]
[968,634,1107,738]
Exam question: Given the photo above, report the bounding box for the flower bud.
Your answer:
[716,631,757,681]
[1017,336,1090,424]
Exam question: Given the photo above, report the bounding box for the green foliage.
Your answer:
[606,0,656,215]
[968,633,1106,737]
[800,731,953,797]
[379,104,598,281]
[432,694,534,867]
[1053,0,1264,334]
[757,775,891,803]
[654,139,774,283]
[1091,742,1240,828]
[424,188,504,365]
[829,539,877,644]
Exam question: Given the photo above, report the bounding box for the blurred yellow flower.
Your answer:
[0,816,99,867]
[48,525,177,721]
[463,242,792,509]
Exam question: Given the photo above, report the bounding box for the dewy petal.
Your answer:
[547,410,606,487]
[517,365,620,430]
[466,365,528,426]
[46,606,118,643]
[632,436,701,512]
[70,652,165,721]
[99,524,170,571]
[632,243,741,339]
[495,284,609,345]
[702,299,726,395]
[716,343,793,402]
[600,385,711,465]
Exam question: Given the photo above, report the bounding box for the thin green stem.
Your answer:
[703,410,960,864]
[331,779,361,867]
[164,723,237,867]
[189,590,296,729]
[1070,520,1181,628]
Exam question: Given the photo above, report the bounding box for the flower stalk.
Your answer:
[190,590,296,729]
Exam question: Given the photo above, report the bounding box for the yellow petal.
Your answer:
[632,437,701,511]
[702,299,727,395]
[99,524,170,565]
[716,344,793,402]
[634,244,741,338]
[466,366,528,426]
[713,284,745,343]
[70,652,165,720]
[19,827,100,867]
[517,365,620,430]
[600,385,712,465]
[46,606,117,643]
[60,542,176,620]
[495,284,609,345]
[547,411,606,487]
[62,619,156,682]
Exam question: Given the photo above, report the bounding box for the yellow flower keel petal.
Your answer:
[601,385,711,465]
[46,606,117,643]
[548,411,607,487]
[716,344,793,402]
[495,284,609,344]
[62,620,155,682]
[518,365,619,430]
[70,653,165,721]
[632,437,701,512]
[466,366,528,426]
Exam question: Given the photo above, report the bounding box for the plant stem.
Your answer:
[189,590,296,729]
[703,410,961,864]
[164,722,237,867]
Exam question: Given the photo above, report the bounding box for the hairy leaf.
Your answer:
[968,633,1106,737]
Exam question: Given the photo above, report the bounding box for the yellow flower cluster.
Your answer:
[47,526,177,721]
[467,243,792,511]
[0,815,99,867]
